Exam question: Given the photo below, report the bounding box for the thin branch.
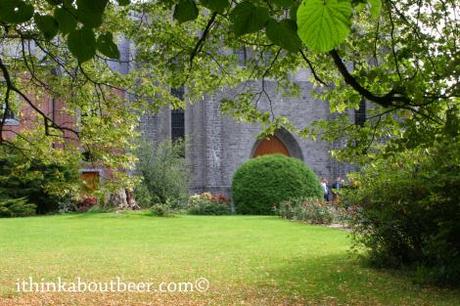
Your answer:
[299,49,329,87]
[0,56,79,138]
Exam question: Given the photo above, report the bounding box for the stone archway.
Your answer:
[251,129,303,161]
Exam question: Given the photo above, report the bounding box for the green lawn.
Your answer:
[1,212,459,305]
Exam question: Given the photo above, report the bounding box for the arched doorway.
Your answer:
[253,135,290,157]
[251,129,304,160]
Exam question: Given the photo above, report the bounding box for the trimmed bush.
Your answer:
[232,154,322,215]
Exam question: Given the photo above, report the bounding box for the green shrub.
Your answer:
[150,202,173,217]
[0,146,80,214]
[345,140,460,285]
[133,182,153,208]
[0,197,37,217]
[278,198,335,224]
[135,140,188,208]
[187,192,231,215]
[232,154,322,215]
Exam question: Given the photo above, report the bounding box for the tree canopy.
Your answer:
[0,0,458,170]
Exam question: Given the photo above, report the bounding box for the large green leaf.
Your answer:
[200,0,229,14]
[97,32,120,59]
[54,7,77,34]
[0,0,34,24]
[173,0,199,23]
[67,27,96,62]
[34,14,59,40]
[76,0,108,28]
[230,1,270,36]
[297,0,352,52]
[265,19,302,52]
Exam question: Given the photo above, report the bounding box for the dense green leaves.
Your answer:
[34,14,59,40]
[230,1,270,36]
[0,0,34,23]
[54,7,77,34]
[97,32,120,59]
[200,0,229,14]
[173,0,199,23]
[67,27,96,62]
[297,0,352,52]
[232,154,322,215]
[265,19,302,52]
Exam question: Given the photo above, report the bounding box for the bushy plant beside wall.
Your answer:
[345,139,460,285]
[134,140,189,208]
[232,154,322,215]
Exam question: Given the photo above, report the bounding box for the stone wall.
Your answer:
[185,76,342,196]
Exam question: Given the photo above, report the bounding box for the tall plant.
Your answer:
[135,139,189,207]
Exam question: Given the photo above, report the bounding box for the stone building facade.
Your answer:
[116,34,358,196]
[139,71,354,196]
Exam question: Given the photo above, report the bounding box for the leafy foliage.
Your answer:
[67,27,97,63]
[277,198,336,225]
[297,0,352,52]
[187,192,231,215]
[0,197,36,218]
[265,19,301,52]
[200,0,229,14]
[345,139,460,285]
[0,0,34,24]
[76,196,98,212]
[0,0,118,62]
[150,202,174,217]
[135,140,189,207]
[174,0,199,23]
[232,154,323,215]
[230,1,270,36]
[0,138,81,214]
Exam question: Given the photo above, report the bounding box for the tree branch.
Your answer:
[329,49,410,108]
[189,12,218,69]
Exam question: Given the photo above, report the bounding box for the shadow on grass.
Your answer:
[258,253,460,305]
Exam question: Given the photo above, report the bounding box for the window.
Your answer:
[171,87,185,141]
[355,99,366,127]
[171,109,184,141]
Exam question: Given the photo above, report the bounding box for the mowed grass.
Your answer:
[0,212,459,305]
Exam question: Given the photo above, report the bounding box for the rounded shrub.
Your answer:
[232,154,322,215]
